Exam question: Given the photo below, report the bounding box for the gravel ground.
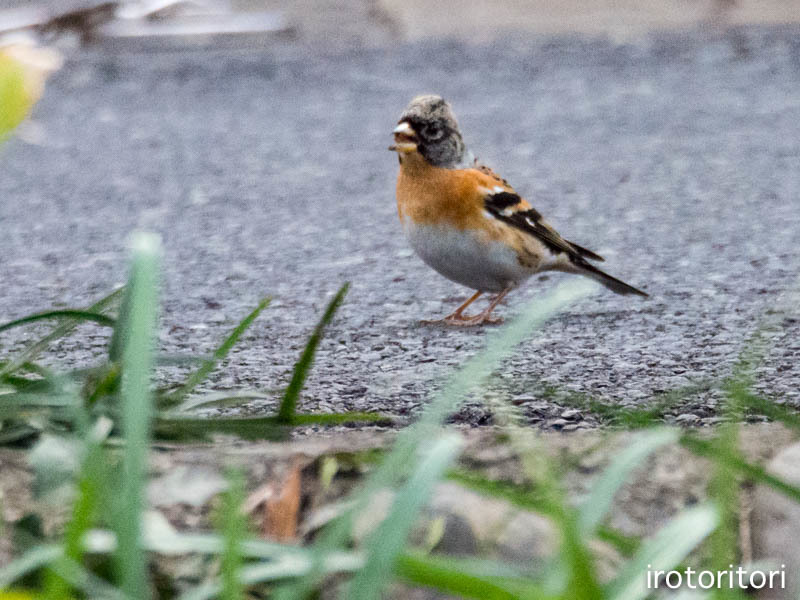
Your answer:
[1,27,799,427]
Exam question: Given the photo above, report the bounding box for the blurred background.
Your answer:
[2,0,800,49]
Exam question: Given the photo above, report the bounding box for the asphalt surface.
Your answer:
[1,28,799,428]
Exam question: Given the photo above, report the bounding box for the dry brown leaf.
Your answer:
[245,457,305,542]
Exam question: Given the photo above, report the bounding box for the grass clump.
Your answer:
[1,239,798,599]
[0,262,381,445]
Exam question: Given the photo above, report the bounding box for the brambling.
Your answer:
[390,94,647,326]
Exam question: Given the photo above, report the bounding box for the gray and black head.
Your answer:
[390,95,473,168]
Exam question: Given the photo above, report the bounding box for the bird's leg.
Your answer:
[457,287,512,326]
[446,290,483,320]
[421,290,482,325]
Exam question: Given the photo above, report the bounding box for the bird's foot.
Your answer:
[421,312,504,327]
[453,312,504,326]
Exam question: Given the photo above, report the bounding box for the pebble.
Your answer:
[674,413,700,424]
[561,409,582,420]
[752,442,800,599]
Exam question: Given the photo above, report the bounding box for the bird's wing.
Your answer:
[474,167,605,263]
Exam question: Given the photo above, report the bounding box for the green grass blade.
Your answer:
[554,500,602,599]
[171,390,273,412]
[140,527,315,561]
[154,353,213,367]
[217,469,247,600]
[481,400,600,599]
[347,433,462,600]
[727,386,800,431]
[396,553,553,600]
[1,364,62,394]
[596,528,641,558]
[578,428,679,537]
[277,284,349,423]
[289,412,387,426]
[373,280,596,488]
[43,421,111,597]
[343,280,596,519]
[161,298,271,407]
[242,551,362,582]
[0,287,123,378]
[606,504,719,600]
[273,280,595,600]
[47,555,128,600]
[85,363,121,405]
[682,434,800,504]
[708,360,744,592]
[179,552,365,600]
[139,520,297,558]
[0,310,116,335]
[153,415,289,441]
[0,544,62,587]
[107,278,133,363]
[153,411,384,442]
[447,468,641,557]
[447,468,558,516]
[556,380,713,428]
[113,233,160,600]
[0,391,77,408]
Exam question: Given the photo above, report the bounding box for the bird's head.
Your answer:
[389,94,470,168]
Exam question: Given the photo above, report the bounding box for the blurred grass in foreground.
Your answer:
[0,277,381,445]
[0,53,29,140]
[0,239,797,598]
[0,42,62,141]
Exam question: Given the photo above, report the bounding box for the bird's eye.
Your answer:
[422,123,444,140]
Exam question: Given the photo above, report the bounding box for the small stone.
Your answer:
[674,413,699,424]
[561,409,582,420]
[352,490,394,543]
[429,482,514,541]
[432,513,478,557]
[752,442,800,599]
[207,311,227,323]
[496,510,557,565]
[148,465,226,508]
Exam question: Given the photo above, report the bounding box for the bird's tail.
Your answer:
[577,262,648,297]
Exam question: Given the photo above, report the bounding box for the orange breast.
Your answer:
[396,156,515,231]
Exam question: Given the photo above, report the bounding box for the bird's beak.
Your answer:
[388,121,418,153]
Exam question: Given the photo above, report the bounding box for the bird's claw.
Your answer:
[421,313,504,327]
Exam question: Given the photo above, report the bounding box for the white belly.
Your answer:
[403,219,531,293]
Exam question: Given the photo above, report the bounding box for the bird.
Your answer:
[389,94,647,326]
